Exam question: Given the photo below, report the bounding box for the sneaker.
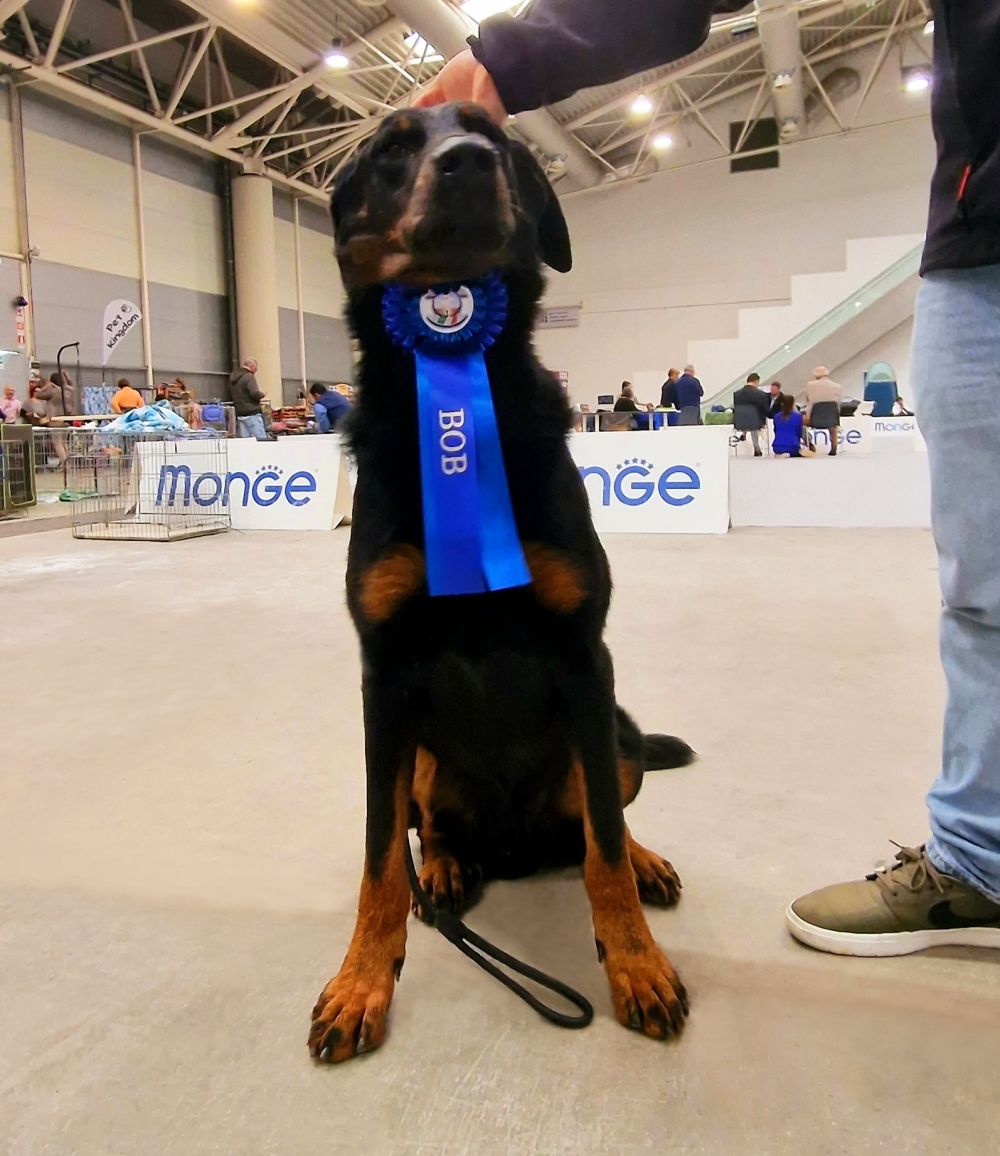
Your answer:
[786,844,1000,957]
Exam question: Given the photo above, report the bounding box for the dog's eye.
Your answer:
[383,142,407,162]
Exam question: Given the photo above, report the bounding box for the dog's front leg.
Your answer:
[566,649,689,1040]
[310,673,413,1063]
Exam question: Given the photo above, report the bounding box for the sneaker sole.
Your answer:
[785,905,1000,957]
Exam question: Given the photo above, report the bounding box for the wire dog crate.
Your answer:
[0,425,36,515]
[69,429,230,541]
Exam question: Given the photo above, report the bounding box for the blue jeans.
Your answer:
[913,264,1000,902]
[237,413,267,440]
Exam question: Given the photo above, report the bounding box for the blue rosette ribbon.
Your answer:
[382,273,530,597]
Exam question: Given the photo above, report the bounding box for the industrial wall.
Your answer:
[535,55,935,407]
[0,85,349,402]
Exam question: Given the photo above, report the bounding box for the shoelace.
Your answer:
[872,843,946,898]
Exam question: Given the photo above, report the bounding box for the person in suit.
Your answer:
[673,365,703,425]
[732,372,770,456]
[660,367,679,409]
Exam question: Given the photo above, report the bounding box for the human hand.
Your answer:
[412,49,508,126]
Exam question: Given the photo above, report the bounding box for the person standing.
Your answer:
[415,0,1000,955]
[0,384,21,423]
[732,372,771,456]
[673,364,703,424]
[660,367,679,409]
[229,358,268,440]
[309,383,351,432]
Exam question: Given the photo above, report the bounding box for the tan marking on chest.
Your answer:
[358,545,426,624]
[522,542,587,613]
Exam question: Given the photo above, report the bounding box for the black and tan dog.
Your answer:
[309,103,693,1063]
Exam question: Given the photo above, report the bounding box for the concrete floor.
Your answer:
[3,526,999,1155]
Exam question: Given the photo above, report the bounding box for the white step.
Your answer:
[687,234,923,393]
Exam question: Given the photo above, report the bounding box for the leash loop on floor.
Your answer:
[404,838,593,1030]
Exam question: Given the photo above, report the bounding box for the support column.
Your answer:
[292,197,307,394]
[230,174,282,406]
[132,130,155,388]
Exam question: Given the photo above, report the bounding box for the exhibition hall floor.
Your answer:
[3,527,999,1155]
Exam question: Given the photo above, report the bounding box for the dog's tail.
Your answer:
[616,706,696,771]
[642,733,695,771]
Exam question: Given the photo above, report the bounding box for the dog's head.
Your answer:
[332,103,571,289]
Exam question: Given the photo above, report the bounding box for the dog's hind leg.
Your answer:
[410,746,481,918]
[309,674,413,1064]
[555,747,681,906]
[563,648,688,1039]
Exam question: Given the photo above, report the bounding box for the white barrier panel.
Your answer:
[809,415,872,454]
[569,428,730,534]
[138,436,349,530]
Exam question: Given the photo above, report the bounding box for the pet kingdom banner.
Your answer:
[102,299,143,366]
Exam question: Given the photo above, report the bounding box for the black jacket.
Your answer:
[473,0,1000,274]
[229,368,263,417]
[613,396,639,412]
[732,385,770,425]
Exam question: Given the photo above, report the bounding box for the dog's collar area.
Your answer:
[381,272,507,355]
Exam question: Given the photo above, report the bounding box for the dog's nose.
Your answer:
[434,138,497,178]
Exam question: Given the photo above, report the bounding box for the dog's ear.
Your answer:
[330,156,361,238]
[508,140,572,273]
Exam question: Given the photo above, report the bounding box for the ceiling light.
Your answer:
[922,19,934,35]
[461,0,519,21]
[630,94,653,116]
[729,15,757,37]
[855,300,863,308]
[651,133,673,151]
[324,38,349,69]
[772,71,794,90]
[902,67,931,93]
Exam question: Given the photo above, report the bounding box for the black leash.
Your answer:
[403,837,593,1029]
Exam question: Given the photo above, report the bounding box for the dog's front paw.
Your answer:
[603,944,688,1040]
[413,852,479,919]
[629,839,682,907]
[309,957,399,1063]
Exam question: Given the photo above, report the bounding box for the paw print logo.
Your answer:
[614,458,654,473]
[256,464,284,477]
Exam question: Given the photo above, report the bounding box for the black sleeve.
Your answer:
[472,0,744,116]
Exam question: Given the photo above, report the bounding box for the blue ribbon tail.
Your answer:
[414,350,529,597]
[468,352,531,592]
[415,351,486,596]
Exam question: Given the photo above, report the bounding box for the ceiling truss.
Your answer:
[0,0,931,203]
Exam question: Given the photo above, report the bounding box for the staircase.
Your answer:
[688,234,924,408]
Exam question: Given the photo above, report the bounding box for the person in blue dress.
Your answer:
[771,393,804,457]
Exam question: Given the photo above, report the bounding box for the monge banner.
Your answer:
[138,437,347,530]
[102,299,143,365]
[569,428,730,533]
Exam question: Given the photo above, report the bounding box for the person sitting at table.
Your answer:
[768,381,784,418]
[732,372,771,456]
[110,378,144,413]
[613,382,639,413]
[772,392,805,457]
[309,382,351,432]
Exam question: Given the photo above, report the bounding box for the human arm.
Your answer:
[313,400,331,433]
[416,0,746,120]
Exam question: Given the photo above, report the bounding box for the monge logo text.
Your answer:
[156,464,317,508]
[579,457,701,507]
